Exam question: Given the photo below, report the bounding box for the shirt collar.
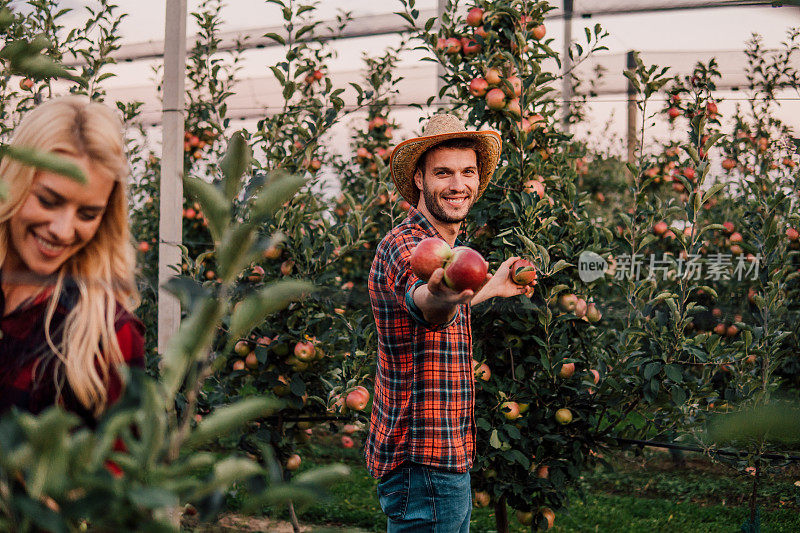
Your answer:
[405,205,465,247]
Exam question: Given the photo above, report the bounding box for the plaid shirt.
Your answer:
[365,205,475,479]
[0,277,144,426]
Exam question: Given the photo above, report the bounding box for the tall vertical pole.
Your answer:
[626,50,637,165]
[158,0,187,354]
[436,0,446,104]
[561,0,573,130]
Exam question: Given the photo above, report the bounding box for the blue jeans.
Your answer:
[376,462,471,533]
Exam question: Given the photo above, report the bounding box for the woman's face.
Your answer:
[6,154,115,277]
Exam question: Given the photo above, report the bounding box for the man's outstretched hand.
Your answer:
[472,256,534,305]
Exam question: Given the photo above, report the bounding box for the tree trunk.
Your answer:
[494,493,509,533]
[288,500,300,533]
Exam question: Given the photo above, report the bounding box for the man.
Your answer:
[366,113,531,532]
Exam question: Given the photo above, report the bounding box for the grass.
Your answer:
[225,437,800,532]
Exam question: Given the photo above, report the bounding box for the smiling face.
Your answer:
[5,154,115,277]
[414,146,480,226]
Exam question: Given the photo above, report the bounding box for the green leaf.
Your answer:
[664,364,683,382]
[182,175,229,242]
[219,131,252,200]
[185,397,283,449]
[216,223,257,281]
[228,280,314,343]
[0,145,85,183]
[670,385,687,406]
[128,487,179,510]
[643,361,662,380]
[249,173,306,224]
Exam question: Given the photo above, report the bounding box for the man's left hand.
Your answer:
[472,256,535,305]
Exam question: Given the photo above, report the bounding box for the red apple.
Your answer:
[542,508,555,529]
[786,227,799,241]
[346,386,370,411]
[232,359,246,371]
[485,88,506,110]
[286,454,301,471]
[713,323,727,336]
[558,293,578,312]
[444,37,461,54]
[706,101,718,117]
[559,362,575,379]
[729,232,743,243]
[682,167,696,180]
[234,340,251,356]
[653,221,668,236]
[443,246,489,292]
[473,360,491,381]
[19,78,34,91]
[668,107,680,119]
[506,98,521,117]
[341,436,354,448]
[555,408,572,424]
[410,237,452,281]
[722,221,734,234]
[536,465,549,478]
[574,298,587,319]
[137,241,151,253]
[485,68,502,85]
[473,491,491,508]
[469,77,489,97]
[531,24,546,40]
[523,180,545,198]
[722,158,736,171]
[280,259,295,276]
[245,351,258,370]
[585,303,602,323]
[294,341,316,362]
[466,7,484,27]
[501,401,521,420]
[589,369,600,385]
[461,36,480,55]
[510,258,537,285]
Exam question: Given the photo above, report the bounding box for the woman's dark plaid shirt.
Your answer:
[365,205,475,479]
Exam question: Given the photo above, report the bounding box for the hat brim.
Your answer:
[390,130,502,205]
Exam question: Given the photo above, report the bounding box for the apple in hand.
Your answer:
[411,237,452,281]
[510,258,537,285]
[443,246,489,292]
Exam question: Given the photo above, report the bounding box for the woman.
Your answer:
[0,96,143,425]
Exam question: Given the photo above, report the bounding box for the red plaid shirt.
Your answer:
[365,206,475,479]
[0,278,144,426]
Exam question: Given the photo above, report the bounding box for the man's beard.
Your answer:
[421,184,474,224]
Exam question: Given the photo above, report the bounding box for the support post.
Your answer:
[626,50,637,165]
[561,0,573,130]
[436,0,446,103]
[158,0,187,354]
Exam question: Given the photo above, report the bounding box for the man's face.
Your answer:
[414,147,479,224]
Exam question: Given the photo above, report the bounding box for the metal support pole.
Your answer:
[436,0,446,104]
[158,0,187,354]
[561,0,573,130]
[626,50,637,165]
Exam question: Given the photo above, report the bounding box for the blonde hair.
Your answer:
[0,96,139,415]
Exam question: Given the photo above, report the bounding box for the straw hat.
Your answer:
[389,113,501,205]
